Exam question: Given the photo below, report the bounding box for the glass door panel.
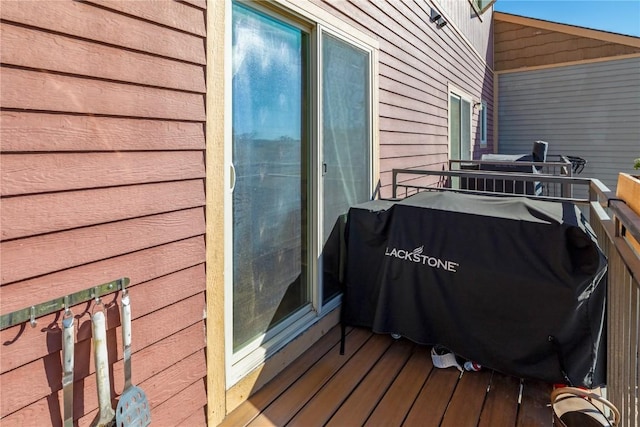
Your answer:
[450,94,461,160]
[231,3,309,352]
[321,33,370,303]
[461,98,471,160]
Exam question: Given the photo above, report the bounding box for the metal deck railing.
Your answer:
[390,168,639,427]
[449,156,574,198]
[391,167,587,203]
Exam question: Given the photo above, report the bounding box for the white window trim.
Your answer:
[225,0,379,389]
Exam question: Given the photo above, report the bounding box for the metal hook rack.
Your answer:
[0,277,129,331]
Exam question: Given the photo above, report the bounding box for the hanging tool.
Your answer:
[92,303,116,427]
[115,288,151,427]
[62,301,75,427]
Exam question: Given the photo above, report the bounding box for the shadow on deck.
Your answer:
[220,325,553,426]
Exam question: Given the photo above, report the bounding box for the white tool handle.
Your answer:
[121,293,133,390]
[62,314,75,427]
[92,311,115,425]
[62,316,75,376]
[121,294,131,348]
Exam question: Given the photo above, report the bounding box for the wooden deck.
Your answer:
[220,326,554,427]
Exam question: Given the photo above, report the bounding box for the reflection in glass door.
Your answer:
[321,33,370,303]
[450,92,471,161]
[449,92,471,189]
[231,3,309,353]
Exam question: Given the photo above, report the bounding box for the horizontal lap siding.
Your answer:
[0,1,207,425]
[498,57,640,198]
[494,20,640,71]
[317,0,494,198]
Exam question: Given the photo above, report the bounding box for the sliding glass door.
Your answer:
[449,91,472,161]
[231,3,309,353]
[228,2,375,385]
[321,33,370,303]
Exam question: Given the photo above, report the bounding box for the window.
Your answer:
[470,0,496,15]
[449,88,472,161]
[480,100,487,147]
[228,1,376,386]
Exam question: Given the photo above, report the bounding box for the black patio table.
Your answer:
[339,191,607,388]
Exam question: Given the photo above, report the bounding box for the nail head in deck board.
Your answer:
[402,362,461,426]
[326,338,415,427]
[83,0,206,37]
[477,372,521,427]
[0,0,206,64]
[0,24,205,94]
[1,180,205,241]
[0,112,205,152]
[0,208,205,284]
[218,327,551,427]
[1,151,205,197]
[1,68,206,121]
[364,345,433,426]
[288,333,394,426]
[516,380,553,427]
[441,369,494,427]
[246,328,373,427]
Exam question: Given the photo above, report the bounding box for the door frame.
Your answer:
[221,0,380,390]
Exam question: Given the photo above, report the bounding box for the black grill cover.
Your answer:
[341,191,606,388]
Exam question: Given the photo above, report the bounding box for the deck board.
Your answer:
[222,326,554,427]
[325,339,414,427]
[364,346,433,426]
[246,328,371,427]
[478,372,521,427]
[402,364,460,426]
[441,369,494,427]
[220,326,347,427]
[516,380,554,427]
[288,334,393,426]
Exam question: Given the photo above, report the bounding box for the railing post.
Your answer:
[561,170,572,199]
[392,169,398,199]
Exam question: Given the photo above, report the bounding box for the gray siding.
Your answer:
[498,56,640,196]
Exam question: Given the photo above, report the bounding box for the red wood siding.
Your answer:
[316,0,495,198]
[0,0,207,425]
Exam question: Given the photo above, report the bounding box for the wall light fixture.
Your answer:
[430,8,447,29]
